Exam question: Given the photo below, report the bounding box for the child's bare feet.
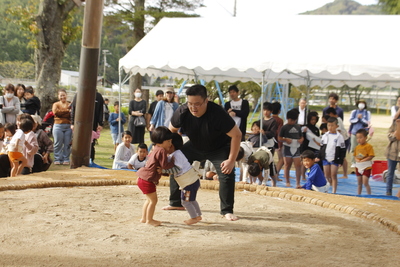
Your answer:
[140,218,146,223]
[277,178,283,181]
[184,216,202,225]
[147,220,162,226]
[286,183,291,187]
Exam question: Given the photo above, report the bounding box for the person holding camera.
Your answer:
[0,84,21,125]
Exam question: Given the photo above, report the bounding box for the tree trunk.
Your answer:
[35,0,76,116]
[129,0,145,100]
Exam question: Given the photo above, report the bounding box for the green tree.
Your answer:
[379,0,400,14]
[0,61,35,79]
[7,0,82,115]
[105,0,204,99]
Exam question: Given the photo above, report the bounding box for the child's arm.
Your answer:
[162,165,182,175]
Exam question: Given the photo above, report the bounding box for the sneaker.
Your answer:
[54,161,61,165]
[63,161,70,165]
[109,155,115,159]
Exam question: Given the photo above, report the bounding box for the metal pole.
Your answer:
[71,0,104,168]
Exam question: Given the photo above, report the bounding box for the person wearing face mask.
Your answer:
[349,100,371,165]
[128,88,147,144]
[0,84,21,125]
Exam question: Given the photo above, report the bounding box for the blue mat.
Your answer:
[234,168,400,201]
[90,164,399,201]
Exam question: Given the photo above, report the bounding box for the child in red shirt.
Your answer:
[137,126,175,226]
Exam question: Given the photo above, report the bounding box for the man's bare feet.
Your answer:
[224,213,238,221]
[147,220,161,226]
[184,216,202,225]
[162,205,185,211]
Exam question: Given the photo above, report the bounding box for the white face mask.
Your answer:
[358,103,365,110]
[135,92,142,98]
[6,93,14,98]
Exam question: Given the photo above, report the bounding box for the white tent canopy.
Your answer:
[119,16,400,88]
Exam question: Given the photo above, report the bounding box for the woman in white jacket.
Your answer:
[0,84,21,125]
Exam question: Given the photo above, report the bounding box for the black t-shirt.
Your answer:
[148,100,158,116]
[171,102,235,152]
[279,123,302,140]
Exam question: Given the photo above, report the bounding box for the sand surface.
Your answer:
[0,168,399,266]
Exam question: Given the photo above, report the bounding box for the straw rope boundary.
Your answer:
[0,178,398,235]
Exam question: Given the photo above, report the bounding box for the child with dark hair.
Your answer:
[299,150,329,192]
[261,102,277,150]
[354,129,374,195]
[318,117,346,194]
[319,123,328,134]
[137,126,175,226]
[247,146,276,186]
[247,121,267,148]
[128,143,148,170]
[22,87,41,115]
[2,123,16,154]
[326,107,350,178]
[109,101,126,159]
[271,102,284,176]
[303,111,322,172]
[162,133,202,225]
[112,131,136,169]
[278,108,303,187]
[8,119,33,176]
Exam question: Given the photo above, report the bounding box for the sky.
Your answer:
[195,0,379,18]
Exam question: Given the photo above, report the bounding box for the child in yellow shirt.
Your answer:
[354,129,375,195]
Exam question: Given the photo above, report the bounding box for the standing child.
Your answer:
[318,117,346,194]
[162,133,202,225]
[354,129,375,195]
[108,101,126,159]
[128,143,148,170]
[261,102,277,150]
[272,102,284,176]
[112,131,136,169]
[326,107,350,178]
[299,150,330,192]
[278,108,303,187]
[247,120,267,148]
[136,126,175,226]
[8,119,33,176]
[1,123,16,154]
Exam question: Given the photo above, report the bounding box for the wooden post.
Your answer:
[71,0,104,168]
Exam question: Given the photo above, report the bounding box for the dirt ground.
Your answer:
[0,168,399,267]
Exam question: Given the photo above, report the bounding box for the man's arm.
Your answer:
[220,125,242,174]
[169,123,179,133]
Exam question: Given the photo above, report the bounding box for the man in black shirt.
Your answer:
[166,84,242,221]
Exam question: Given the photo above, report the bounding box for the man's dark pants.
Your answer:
[168,141,235,215]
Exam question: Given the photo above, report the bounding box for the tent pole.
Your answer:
[259,71,266,148]
[214,81,225,106]
[177,80,188,96]
[118,66,122,140]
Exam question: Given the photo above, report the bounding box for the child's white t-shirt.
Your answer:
[128,154,147,170]
[321,132,344,162]
[9,129,25,153]
[169,150,192,176]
